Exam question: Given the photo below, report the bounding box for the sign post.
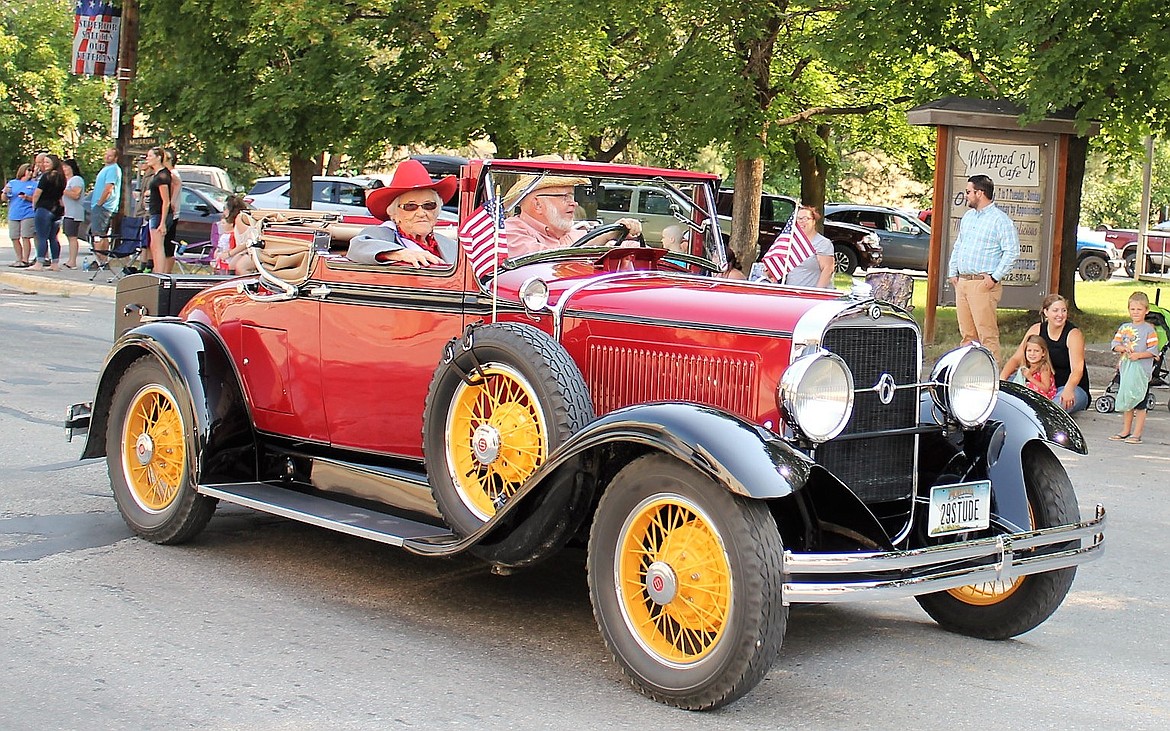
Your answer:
[907,98,1099,344]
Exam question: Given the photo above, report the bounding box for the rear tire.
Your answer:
[106,357,216,544]
[916,443,1078,639]
[587,454,786,710]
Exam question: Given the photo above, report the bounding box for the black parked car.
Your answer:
[716,190,883,273]
[825,203,932,271]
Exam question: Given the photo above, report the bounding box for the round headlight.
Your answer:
[779,350,854,443]
[930,344,998,427]
[518,277,549,311]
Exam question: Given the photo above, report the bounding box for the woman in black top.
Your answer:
[144,147,173,273]
[28,154,65,271]
[1000,293,1090,412]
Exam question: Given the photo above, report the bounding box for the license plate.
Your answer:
[928,481,991,537]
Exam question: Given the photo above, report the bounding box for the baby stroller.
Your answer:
[87,216,148,283]
[1093,300,1170,413]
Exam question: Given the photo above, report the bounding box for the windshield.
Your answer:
[481,165,725,271]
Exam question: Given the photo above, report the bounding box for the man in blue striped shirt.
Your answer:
[947,175,1020,362]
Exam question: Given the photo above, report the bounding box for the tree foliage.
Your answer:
[0,0,110,180]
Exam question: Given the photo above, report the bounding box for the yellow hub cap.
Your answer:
[447,364,547,520]
[617,496,731,664]
[121,385,186,512]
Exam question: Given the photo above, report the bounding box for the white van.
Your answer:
[175,165,234,192]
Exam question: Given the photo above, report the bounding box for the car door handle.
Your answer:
[309,284,331,299]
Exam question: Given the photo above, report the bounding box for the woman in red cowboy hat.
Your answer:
[347,159,457,267]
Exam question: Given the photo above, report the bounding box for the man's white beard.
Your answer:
[545,206,574,234]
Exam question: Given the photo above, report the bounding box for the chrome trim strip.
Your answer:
[781,505,1106,604]
[550,270,661,340]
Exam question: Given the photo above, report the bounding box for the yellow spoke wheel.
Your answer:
[617,495,732,664]
[588,454,786,710]
[446,364,548,521]
[946,578,1024,605]
[121,384,187,512]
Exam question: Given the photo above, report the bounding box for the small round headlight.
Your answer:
[518,277,549,311]
[930,344,998,427]
[779,350,854,442]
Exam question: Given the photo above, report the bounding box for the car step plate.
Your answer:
[199,481,453,547]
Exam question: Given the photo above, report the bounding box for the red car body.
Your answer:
[70,158,1104,710]
[1098,224,1170,277]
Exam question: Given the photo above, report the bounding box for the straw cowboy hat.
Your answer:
[501,174,591,210]
[365,159,457,221]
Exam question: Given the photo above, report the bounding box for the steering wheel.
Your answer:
[575,223,629,248]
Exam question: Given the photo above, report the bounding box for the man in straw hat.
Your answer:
[348,159,457,267]
[502,174,643,258]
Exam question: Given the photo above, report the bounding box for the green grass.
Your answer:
[832,274,1170,358]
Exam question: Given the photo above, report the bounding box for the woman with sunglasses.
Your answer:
[348,159,455,268]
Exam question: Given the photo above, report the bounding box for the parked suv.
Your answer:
[825,203,931,271]
[69,157,1104,711]
[245,175,380,216]
[716,190,882,273]
[175,164,235,192]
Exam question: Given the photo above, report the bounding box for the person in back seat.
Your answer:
[348,159,455,268]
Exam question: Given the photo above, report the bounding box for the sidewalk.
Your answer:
[1,229,117,300]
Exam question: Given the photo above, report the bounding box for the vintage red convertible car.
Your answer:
[68,158,1105,710]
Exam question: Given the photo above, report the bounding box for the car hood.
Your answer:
[493,260,843,334]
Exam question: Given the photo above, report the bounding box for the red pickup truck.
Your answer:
[1098,223,1170,277]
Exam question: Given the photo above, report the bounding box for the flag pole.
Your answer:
[114,0,140,215]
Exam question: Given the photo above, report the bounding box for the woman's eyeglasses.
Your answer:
[399,201,438,212]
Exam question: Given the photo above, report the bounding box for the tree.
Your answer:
[0,0,111,180]
[135,0,389,206]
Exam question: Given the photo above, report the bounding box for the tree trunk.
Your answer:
[288,153,322,210]
[794,124,831,220]
[1059,135,1090,314]
[731,156,765,268]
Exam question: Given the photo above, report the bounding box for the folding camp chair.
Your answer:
[88,216,148,283]
[173,221,221,274]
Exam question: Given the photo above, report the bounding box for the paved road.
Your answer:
[0,283,1167,729]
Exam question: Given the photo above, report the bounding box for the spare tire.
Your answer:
[423,323,594,536]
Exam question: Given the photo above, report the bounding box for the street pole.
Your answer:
[115,0,140,214]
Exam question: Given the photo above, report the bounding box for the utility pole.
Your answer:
[114,0,140,213]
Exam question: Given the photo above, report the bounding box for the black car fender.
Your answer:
[537,401,815,499]
[80,320,257,484]
[443,401,815,568]
[918,382,1086,531]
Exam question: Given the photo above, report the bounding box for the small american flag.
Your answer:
[459,198,508,279]
[72,1,121,77]
[762,210,817,282]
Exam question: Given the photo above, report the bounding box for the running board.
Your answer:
[198,481,455,548]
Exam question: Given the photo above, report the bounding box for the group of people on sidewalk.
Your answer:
[3,145,188,275]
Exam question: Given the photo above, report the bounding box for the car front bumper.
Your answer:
[782,505,1105,603]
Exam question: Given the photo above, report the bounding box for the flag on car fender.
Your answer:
[762,211,817,282]
[459,198,508,279]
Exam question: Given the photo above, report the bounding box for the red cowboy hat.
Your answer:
[365,159,458,221]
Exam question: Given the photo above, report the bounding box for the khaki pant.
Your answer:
[955,277,1003,363]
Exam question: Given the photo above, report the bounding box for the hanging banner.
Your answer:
[72,1,121,77]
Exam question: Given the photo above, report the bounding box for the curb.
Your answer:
[0,271,117,300]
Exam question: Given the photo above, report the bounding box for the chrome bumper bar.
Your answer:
[783,504,1106,604]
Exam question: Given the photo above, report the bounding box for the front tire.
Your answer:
[1077,254,1110,282]
[916,443,1078,639]
[106,357,216,544]
[833,244,859,274]
[587,454,786,710]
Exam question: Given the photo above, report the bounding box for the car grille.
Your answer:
[816,323,919,503]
